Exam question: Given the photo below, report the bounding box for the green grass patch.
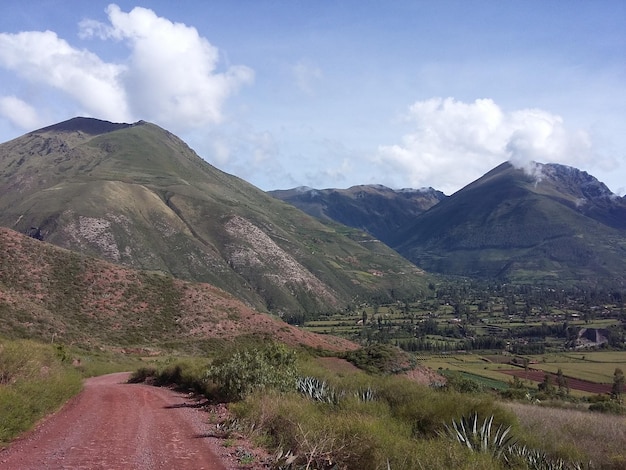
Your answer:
[0,339,83,445]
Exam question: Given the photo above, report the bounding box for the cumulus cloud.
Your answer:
[0,30,129,122]
[0,95,44,129]
[80,5,253,128]
[376,97,601,194]
[0,4,253,131]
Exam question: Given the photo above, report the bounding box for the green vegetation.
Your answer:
[0,339,81,444]
[206,342,298,401]
[129,342,624,469]
[0,338,145,445]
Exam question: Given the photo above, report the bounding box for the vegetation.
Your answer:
[3,118,626,467]
[0,339,82,444]
[0,337,146,446]
[206,342,298,401]
[127,342,626,469]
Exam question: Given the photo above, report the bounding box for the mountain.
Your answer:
[393,162,626,285]
[0,117,429,315]
[269,185,445,245]
[0,226,355,351]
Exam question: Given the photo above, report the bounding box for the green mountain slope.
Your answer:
[269,185,445,246]
[0,226,355,351]
[0,118,428,314]
[393,162,626,285]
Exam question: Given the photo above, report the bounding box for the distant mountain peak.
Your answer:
[269,184,446,245]
[539,163,614,199]
[394,160,626,283]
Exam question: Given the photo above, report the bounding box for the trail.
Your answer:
[0,372,229,470]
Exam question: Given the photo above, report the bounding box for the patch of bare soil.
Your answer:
[500,369,612,394]
[404,365,446,386]
[316,356,361,374]
[0,373,270,470]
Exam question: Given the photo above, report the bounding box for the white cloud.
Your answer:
[0,30,130,122]
[80,4,253,129]
[0,4,252,132]
[376,97,604,194]
[0,96,43,129]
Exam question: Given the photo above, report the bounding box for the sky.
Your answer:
[0,1,624,195]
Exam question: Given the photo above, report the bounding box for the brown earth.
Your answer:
[0,373,268,470]
[500,369,612,394]
[0,226,357,353]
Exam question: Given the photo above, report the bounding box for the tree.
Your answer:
[612,367,624,404]
[556,368,569,396]
[538,374,554,395]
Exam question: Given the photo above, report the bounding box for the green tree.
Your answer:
[538,374,554,395]
[612,367,624,404]
[556,368,569,396]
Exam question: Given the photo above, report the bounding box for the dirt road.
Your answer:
[0,372,230,470]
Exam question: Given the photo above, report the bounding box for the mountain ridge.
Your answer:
[393,161,626,284]
[0,117,429,315]
[269,184,445,246]
[271,161,626,286]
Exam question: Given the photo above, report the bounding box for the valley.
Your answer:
[1,118,625,469]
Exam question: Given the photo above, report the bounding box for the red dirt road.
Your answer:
[0,373,229,470]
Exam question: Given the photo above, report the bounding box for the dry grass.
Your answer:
[504,401,626,468]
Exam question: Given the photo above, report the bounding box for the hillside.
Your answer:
[0,226,355,351]
[393,162,626,285]
[269,185,445,246]
[0,117,429,315]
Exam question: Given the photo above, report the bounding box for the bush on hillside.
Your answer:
[206,342,297,401]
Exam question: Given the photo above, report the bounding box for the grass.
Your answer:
[0,339,82,445]
[232,383,507,470]
[504,401,626,468]
[123,341,624,469]
[0,338,149,446]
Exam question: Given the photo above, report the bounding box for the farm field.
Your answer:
[419,351,625,396]
[499,369,611,394]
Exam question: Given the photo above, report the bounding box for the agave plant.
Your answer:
[504,445,585,470]
[443,413,516,458]
[296,376,341,404]
[354,386,375,402]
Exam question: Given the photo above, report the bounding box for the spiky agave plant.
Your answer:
[296,376,341,404]
[443,413,516,458]
[504,445,585,470]
[354,386,375,402]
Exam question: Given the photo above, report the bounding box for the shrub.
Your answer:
[444,371,485,393]
[207,342,297,401]
[128,366,158,384]
[588,400,624,415]
[128,360,210,395]
[343,343,411,374]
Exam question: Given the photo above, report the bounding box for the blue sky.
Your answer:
[0,1,624,195]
